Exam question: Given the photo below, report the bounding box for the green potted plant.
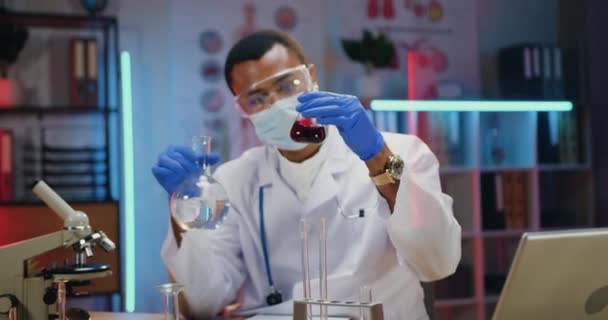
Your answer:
[341,29,397,99]
[0,7,29,107]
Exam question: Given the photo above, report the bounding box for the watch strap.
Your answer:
[371,171,396,186]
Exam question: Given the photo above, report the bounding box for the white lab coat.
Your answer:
[161,127,461,320]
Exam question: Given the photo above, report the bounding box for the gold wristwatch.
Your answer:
[371,154,404,186]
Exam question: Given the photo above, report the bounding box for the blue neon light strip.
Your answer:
[120,51,136,312]
[370,100,573,112]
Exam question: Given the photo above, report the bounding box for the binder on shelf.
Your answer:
[386,111,398,133]
[503,172,529,229]
[428,112,448,166]
[86,39,99,106]
[481,171,529,230]
[396,111,407,134]
[513,172,527,229]
[538,45,560,163]
[481,172,506,230]
[0,129,14,201]
[559,111,579,164]
[498,44,544,99]
[70,38,99,107]
[552,46,565,100]
[374,111,389,132]
[446,112,462,166]
[0,13,117,205]
[70,38,86,106]
[372,111,380,130]
[500,43,578,166]
[503,172,516,229]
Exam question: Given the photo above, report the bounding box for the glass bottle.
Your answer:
[170,136,230,230]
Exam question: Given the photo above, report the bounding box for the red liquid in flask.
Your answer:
[290,118,326,143]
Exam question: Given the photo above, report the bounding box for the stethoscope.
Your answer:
[258,185,284,305]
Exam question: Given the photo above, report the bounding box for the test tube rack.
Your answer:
[293,299,384,320]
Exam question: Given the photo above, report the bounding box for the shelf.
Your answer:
[462,230,528,238]
[462,231,477,238]
[0,12,117,30]
[482,229,527,238]
[25,169,109,176]
[43,146,106,152]
[539,226,594,232]
[42,182,106,188]
[537,163,591,171]
[440,166,477,175]
[479,164,592,172]
[37,158,106,164]
[0,12,121,292]
[435,297,478,308]
[0,106,116,116]
[434,301,479,320]
[480,166,535,172]
[0,199,117,206]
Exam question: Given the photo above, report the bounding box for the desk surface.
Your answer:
[90,312,164,320]
[89,312,247,320]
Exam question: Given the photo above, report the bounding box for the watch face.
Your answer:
[390,156,405,179]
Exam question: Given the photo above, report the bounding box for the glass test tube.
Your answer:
[359,286,372,320]
[8,307,16,320]
[157,283,184,320]
[300,219,312,319]
[56,280,68,320]
[319,218,328,320]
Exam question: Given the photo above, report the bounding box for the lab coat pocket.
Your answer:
[337,189,390,221]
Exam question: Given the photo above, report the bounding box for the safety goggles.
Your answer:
[234,64,312,116]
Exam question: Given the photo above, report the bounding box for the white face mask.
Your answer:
[249,94,308,151]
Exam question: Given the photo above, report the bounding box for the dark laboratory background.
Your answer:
[1,0,607,319]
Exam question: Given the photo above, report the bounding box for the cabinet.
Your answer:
[372,106,593,319]
[368,1,592,316]
[0,11,122,295]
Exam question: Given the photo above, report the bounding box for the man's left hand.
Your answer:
[297,91,384,161]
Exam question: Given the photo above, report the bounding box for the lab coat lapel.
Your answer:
[303,128,354,214]
[257,147,302,206]
[302,162,338,214]
[255,147,303,225]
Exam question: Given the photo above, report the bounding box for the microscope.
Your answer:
[0,181,116,320]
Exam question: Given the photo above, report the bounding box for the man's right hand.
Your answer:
[151,145,220,196]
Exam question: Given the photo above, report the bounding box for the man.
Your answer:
[153,30,461,319]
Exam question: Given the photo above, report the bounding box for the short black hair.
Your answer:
[224,30,307,94]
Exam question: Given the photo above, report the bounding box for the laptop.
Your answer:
[493,228,608,319]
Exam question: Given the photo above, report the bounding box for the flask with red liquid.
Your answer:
[290,115,326,144]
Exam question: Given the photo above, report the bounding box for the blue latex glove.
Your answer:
[297,91,385,161]
[151,145,220,195]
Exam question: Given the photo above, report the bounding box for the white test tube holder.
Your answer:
[292,299,385,320]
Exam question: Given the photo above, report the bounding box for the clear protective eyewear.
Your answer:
[234,64,312,116]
